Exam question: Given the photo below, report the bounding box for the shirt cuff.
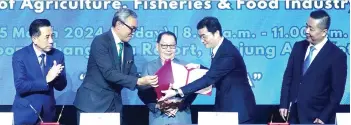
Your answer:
[177,88,184,97]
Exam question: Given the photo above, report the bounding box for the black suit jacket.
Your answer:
[74,29,139,112]
[180,38,256,123]
[280,40,347,124]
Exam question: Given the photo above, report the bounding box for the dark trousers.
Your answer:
[289,103,300,124]
[35,106,55,125]
[240,118,255,124]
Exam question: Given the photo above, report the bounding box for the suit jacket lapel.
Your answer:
[303,41,332,77]
[122,43,131,74]
[213,38,228,59]
[45,52,52,76]
[107,29,121,72]
[28,44,45,78]
[154,58,163,73]
[172,58,182,65]
[299,40,310,76]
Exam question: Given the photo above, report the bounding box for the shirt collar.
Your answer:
[32,44,46,57]
[212,37,224,56]
[309,37,328,51]
[111,27,123,45]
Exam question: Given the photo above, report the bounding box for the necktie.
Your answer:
[302,46,315,75]
[39,54,45,76]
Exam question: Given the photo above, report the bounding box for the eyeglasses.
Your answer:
[199,32,212,40]
[160,44,176,49]
[119,20,137,33]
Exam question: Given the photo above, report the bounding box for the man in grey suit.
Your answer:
[73,8,158,125]
[138,31,197,125]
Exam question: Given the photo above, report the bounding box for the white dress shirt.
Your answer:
[211,37,224,57]
[304,37,328,65]
[33,44,46,65]
[111,28,124,63]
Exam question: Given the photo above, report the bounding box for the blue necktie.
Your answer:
[39,54,45,76]
[302,46,315,75]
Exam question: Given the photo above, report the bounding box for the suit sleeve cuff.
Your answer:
[200,65,208,69]
[147,103,159,113]
[127,77,138,90]
[318,111,330,124]
[37,79,49,91]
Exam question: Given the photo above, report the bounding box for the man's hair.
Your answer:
[196,16,222,36]
[156,31,177,44]
[112,8,138,27]
[29,19,51,38]
[310,9,331,30]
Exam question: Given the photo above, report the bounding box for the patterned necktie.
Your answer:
[117,43,123,59]
[39,54,45,76]
[210,51,214,62]
[302,46,315,75]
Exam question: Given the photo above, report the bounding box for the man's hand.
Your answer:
[157,99,182,117]
[159,89,177,101]
[164,108,178,117]
[157,99,182,109]
[137,75,158,87]
[279,108,288,121]
[313,118,324,124]
[185,63,200,69]
[46,60,64,83]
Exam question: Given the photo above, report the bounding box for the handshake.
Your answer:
[156,83,183,117]
[156,98,183,117]
[157,83,183,117]
[139,63,202,117]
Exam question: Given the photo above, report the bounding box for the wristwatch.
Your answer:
[172,88,185,97]
[172,88,181,98]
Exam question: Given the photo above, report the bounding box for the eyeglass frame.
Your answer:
[159,44,177,49]
[198,32,213,40]
[118,20,138,33]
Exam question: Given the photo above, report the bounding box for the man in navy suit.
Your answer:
[73,8,158,125]
[12,19,67,125]
[160,17,256,124]
[279,9,347,124]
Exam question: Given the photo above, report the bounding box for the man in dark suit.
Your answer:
[279,9,347,124]
[159,17,256,124]
[137,31,197,125]
[73,8,158,125]
[12,19,67,125]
